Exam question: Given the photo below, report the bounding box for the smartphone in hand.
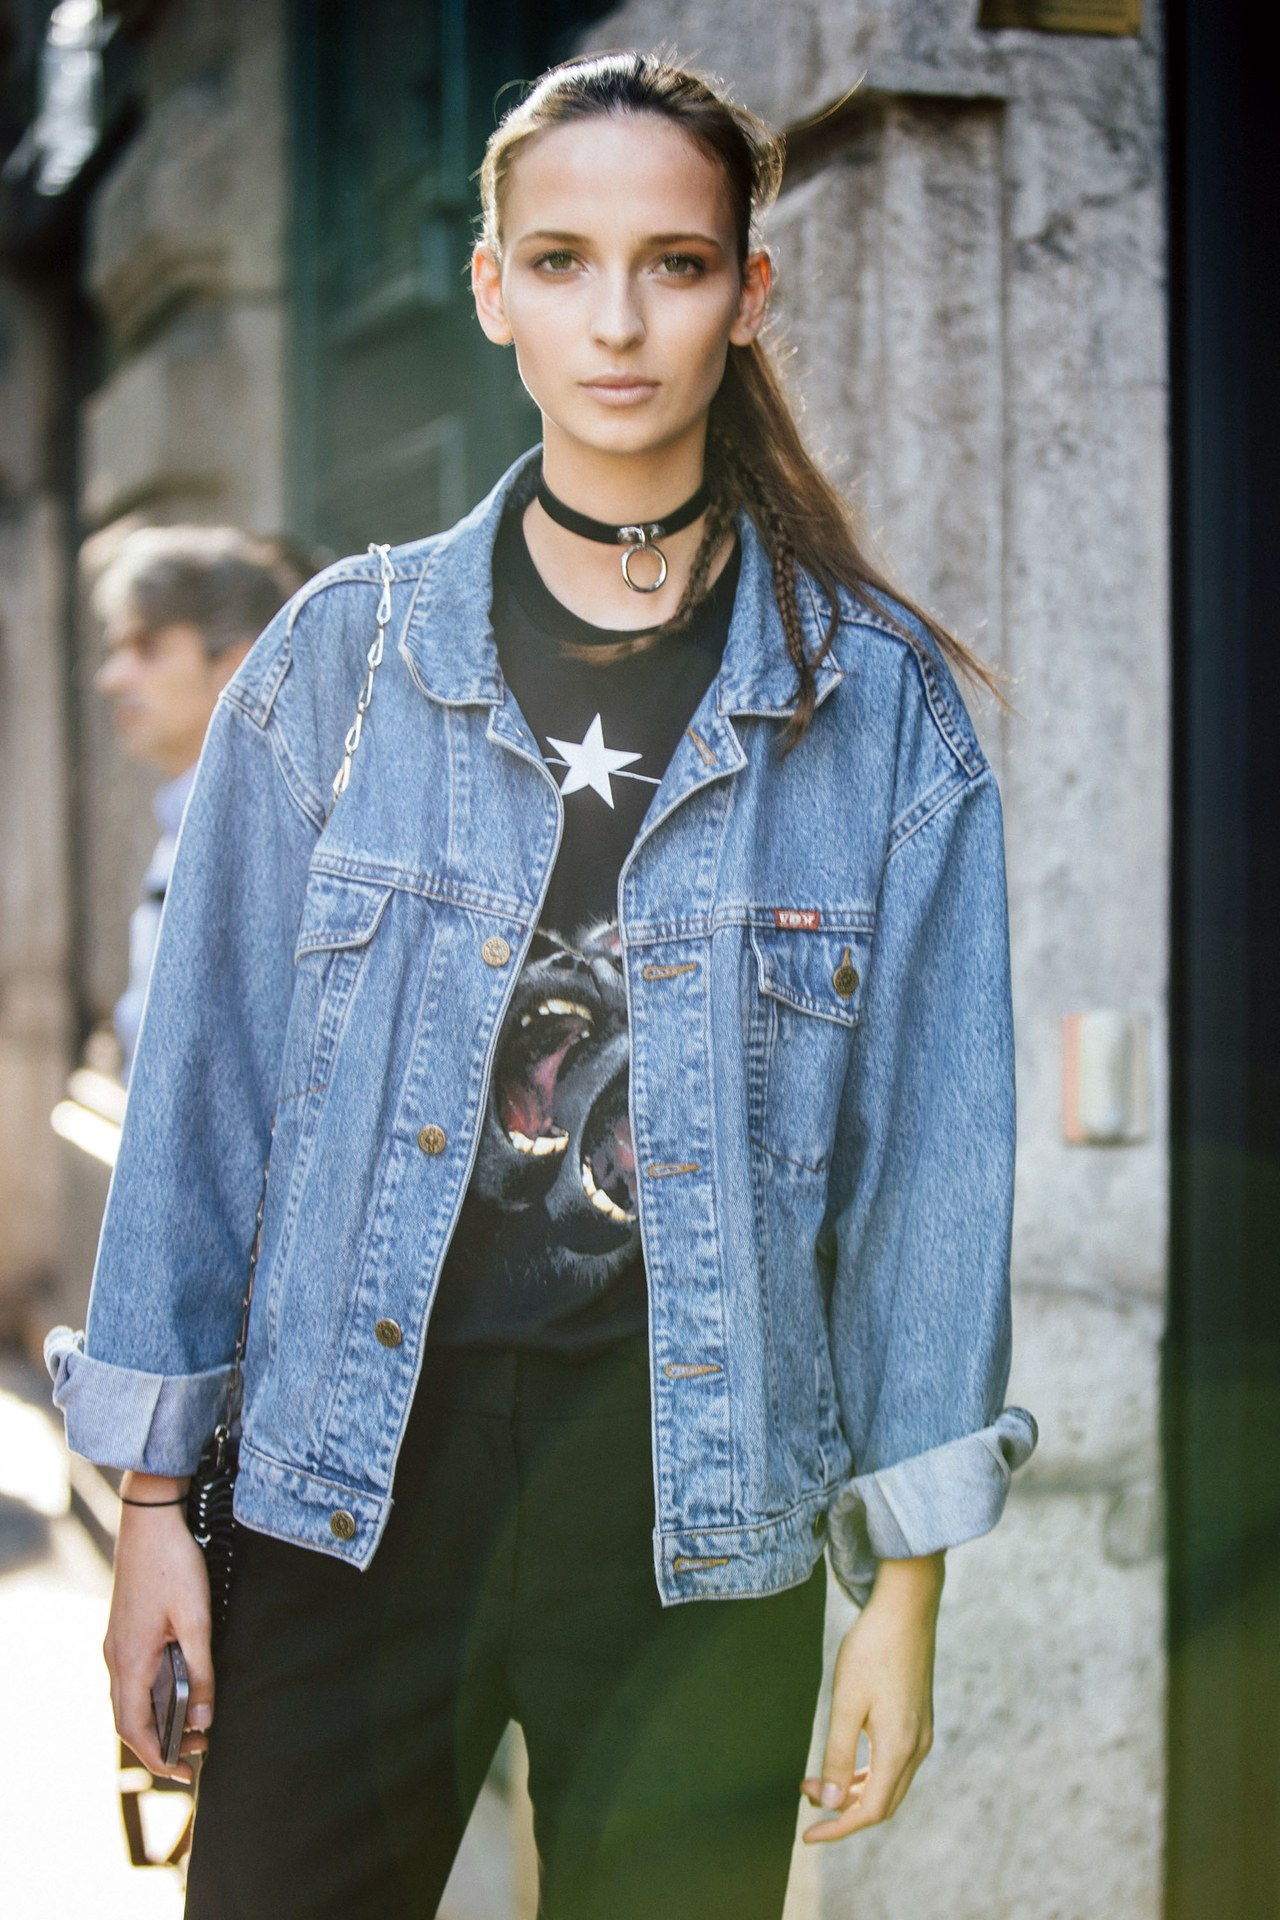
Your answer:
[150,1639,190,1769]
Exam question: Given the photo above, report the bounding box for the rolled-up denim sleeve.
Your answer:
[821,765,1038,1609]
[45,638,319,1476]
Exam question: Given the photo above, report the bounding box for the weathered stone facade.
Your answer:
[0,2,1167,1912]
[0,0,295,1339]
[79,0,291,1029]
[0,276,73,1329]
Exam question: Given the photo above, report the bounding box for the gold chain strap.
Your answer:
[324,541,396,824]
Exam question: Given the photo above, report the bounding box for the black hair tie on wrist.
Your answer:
[535,464,712,593]
[120,1493,188,1506]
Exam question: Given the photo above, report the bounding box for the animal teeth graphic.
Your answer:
[582,1156,637,1224]
[519,997,595,1029]
[507,1126,569,1155]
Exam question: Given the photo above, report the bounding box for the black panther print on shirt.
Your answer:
[426,479,740,1354]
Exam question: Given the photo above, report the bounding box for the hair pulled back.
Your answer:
[479,50,1011,755]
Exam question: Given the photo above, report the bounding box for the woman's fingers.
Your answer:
[178,1603,216,1736]
[799,1766,870,1806]
[811,1684,871,1809]
[111,1643,194,1784]
[172,1603,216,1770]
[884,1733,931,1819]
[801,1721,931,1843]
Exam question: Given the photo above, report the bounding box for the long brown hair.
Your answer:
[478,51,1014,757]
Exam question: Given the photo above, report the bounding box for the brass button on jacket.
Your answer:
[832,948,860,998]
[375,1317,403,1348]
[417,1124,447,1154]
[330,1509,357,1541]
[481,934,512,967]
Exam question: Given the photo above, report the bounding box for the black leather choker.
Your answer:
[535,466,712,593]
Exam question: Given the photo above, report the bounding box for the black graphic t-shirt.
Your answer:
[426,486,741,1354]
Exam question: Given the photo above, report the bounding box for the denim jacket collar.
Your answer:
[397,445,847,721]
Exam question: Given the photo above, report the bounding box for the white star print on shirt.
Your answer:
[544,713,659,809]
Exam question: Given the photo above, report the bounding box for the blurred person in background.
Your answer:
[91,527,313,1082]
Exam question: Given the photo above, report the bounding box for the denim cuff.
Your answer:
[825,1406,1039,1609]
[43,1325,234,1477]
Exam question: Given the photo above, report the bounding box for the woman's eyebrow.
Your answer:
[646,231,724,248]
[517,228,725,249]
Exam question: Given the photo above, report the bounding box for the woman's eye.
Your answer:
[533,250,577,272]
[659,253,704,276]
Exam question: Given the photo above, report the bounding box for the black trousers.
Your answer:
[183,1327,827,1920]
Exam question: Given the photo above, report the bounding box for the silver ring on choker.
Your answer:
[619,528,668,593]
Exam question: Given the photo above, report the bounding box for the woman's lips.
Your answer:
[580,379,659,406]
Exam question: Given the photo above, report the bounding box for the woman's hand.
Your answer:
[103,1471,214,1785]
[801,1549,944,1843]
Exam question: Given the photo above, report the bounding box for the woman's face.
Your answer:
[471,111,771,463]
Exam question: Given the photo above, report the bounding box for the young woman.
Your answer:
[46,51,1038,1920]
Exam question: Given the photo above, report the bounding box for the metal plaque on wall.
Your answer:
[977,0,1142,33]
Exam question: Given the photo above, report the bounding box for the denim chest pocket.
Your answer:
[277,873,396,1103]
[258,873,397,1371]
[746,922,870,1175]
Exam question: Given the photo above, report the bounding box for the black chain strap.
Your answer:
[184,1116,273,1636]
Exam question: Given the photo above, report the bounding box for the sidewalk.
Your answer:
[0,1349,536,1920]
[0,1353,184,1919]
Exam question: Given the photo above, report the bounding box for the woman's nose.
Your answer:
[590,274,645,351]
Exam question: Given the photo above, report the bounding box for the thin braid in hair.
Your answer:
[659,475,739,635]
[714,431,829,754]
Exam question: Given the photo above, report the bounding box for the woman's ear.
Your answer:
[471,242,513,346]
[728,247,773,348]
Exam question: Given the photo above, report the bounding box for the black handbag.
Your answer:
[181,539,397,1641]
[182,1132,269,1640]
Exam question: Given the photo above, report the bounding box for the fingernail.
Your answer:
[189,1704,212,1730]
[820,1780,844,1808]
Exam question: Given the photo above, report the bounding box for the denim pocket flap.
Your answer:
[294,874,396,960]
[748,924,869,1027]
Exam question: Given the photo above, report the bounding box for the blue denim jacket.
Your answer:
[45,446,1037,1610]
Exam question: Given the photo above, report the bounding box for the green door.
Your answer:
[288,0,607,553]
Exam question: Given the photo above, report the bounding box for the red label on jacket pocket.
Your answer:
[773,907,821,930]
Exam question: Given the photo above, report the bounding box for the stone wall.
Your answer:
[575,6,1169,1915]
[0,277,73,1326]
[77,0,292,1058]
[0,0,293,1335]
